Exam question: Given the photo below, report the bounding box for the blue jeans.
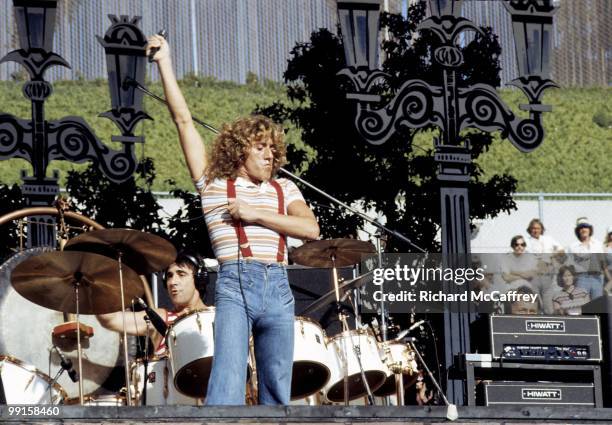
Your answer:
[576,273,603,300]
[206,260,294,405]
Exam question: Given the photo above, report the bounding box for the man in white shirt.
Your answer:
[524,218,564,314]
[525,218,563,254]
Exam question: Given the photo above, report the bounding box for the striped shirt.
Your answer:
[196,176,305,264]
[154,310,178,356]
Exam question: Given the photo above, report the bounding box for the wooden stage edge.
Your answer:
[1,405,612,424]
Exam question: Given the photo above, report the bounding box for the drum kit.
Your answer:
[2,228,176,406]
[0,227,422,406]
[287,239,420,406]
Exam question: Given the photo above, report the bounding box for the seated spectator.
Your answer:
[567,217,605,299]
[501,235,538,291]
[551,265,590,315]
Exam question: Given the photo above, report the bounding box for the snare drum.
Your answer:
[130,356,202,405]
[374,342,418,396]
[0,355,66,404]
[323,329,386,402]
[166,308,216,398]
[291,317,331,400]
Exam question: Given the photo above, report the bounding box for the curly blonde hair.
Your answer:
[205,115,287,181]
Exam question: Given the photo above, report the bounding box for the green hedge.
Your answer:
[0,79,609,193]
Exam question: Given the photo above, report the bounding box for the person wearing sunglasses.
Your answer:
[500,235,539,291]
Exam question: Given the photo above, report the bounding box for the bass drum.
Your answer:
[0,248,122,398]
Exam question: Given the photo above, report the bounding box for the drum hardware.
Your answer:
[64,228,177,405]
[52,322,94,351]
[141,316,151,406]
[11,251,143,405]
[291,240,379,406]
[299,271,374,316]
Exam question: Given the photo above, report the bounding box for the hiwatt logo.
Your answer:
[521,388,562,400]
[525,320,565,332]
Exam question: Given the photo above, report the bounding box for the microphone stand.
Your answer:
[142,317,151,406]
[128,79,425,253]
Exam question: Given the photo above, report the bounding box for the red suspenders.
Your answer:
[227,179,286,262]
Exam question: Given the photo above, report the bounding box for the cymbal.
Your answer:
[299,270,374,316]
[11,251,143,314]
[64,228,176,274]
[290,239,376,268]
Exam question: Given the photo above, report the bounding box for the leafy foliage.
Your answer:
[0,81,608,194]
[65,157,164,233]
[0,184,25,262]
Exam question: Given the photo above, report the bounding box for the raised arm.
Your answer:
[146,35,207,181]
[96,308,167,338]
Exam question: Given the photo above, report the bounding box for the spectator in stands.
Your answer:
[501,235,539,291]
[568,217,605,299]
[524,218,564,314]
[525,218,563,255]
[551,265,590,315]
[604,226,612,293]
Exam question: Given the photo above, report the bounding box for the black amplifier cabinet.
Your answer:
[482,381,596,407]
[490,315,602,362]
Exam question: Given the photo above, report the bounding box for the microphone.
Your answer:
[394,320,426,341]
[148,29,167,63]
[53,345,79,383]
[135,297,168,336]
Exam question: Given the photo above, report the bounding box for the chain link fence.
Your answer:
[472,193,612,254]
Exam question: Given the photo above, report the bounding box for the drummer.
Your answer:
[97,250,208,355]
[146,34,320,405]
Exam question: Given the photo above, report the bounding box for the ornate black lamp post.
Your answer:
[0,0,150,247]
[337,0,558,404]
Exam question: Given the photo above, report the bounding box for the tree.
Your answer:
[64,158,166,234]
[0,184,25,262]
[257,4,517,252]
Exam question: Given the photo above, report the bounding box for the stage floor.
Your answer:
[1,405,612,424]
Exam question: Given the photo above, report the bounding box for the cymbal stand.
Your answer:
[406,338,455,415]
[117,252,133,405]
[374,231,388,343]
[395,373,405,406]
[45,363,64,404]
[73,278,85,404]
[330,254,349,406]
[330,255,375,406]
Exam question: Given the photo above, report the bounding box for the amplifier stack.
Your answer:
[466,314,604,407]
